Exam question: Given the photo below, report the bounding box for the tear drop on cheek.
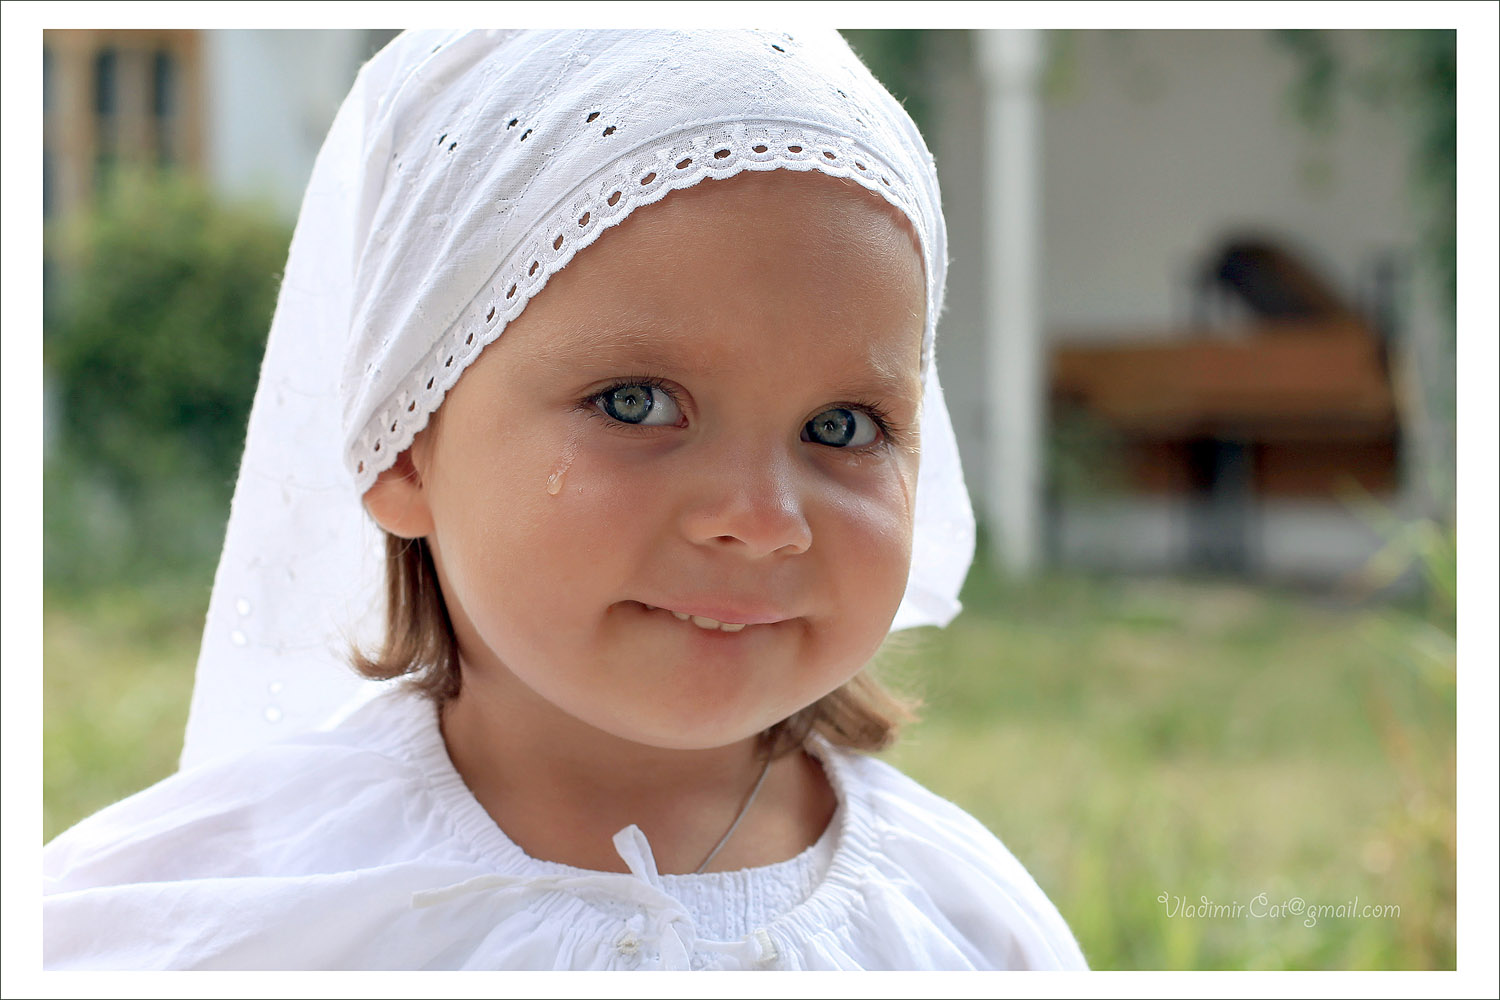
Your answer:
[546,434,582,497]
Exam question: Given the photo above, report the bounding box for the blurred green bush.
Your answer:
[44,172,291,591]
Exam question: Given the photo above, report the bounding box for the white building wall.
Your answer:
[203,30,389,220]
[929,29,1437,580]
[1038,30,1421,340]
[926,31,991,537]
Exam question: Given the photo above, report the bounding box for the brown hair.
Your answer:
[351,531,920,756]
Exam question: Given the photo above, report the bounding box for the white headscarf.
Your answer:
[183,29,974,771]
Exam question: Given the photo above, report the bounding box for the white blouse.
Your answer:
[43,688,1088,970]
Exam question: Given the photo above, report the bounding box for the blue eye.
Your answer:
[803,407,880,448]
[599,383,681,426]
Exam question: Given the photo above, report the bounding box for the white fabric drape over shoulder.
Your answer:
[184,28,975,771]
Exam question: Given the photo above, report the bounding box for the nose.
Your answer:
[679,445,813,558]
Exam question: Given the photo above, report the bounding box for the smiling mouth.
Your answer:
[639,603,749,633]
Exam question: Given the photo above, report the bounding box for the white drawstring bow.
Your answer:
[411,825,778,970]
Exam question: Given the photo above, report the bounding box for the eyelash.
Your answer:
[823,399,899,448]
[582,377,899,448]
[583,376,681,430]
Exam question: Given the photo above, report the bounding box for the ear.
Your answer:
[362,446,436,539]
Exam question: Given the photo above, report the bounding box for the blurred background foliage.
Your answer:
[841,29,935,136]
[1274,31,1458,527]
[42,166,291,839]
[44,171,291,590]
[41,28,1459,971]
[1275,29,1456,327]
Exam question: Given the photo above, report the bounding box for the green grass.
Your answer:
[42,557,1455,969]
[882,564,1456,970]
[44,579,207,843]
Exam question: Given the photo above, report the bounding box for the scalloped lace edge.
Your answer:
[347,121,929,493]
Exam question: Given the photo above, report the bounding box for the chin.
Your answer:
[615,719,771,753]
[598,702,797,753]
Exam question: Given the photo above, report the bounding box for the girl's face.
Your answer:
[374,170,926,752]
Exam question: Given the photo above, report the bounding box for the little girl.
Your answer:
[44,28,1087,971]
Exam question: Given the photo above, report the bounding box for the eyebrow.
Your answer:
[530,317,923,403]
[530,322,737,381]
[840,348,924,405]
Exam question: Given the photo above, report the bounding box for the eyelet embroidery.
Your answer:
[347,122,926,492]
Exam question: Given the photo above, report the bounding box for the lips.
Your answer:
[648,606,746,632]
[635,600,788,633]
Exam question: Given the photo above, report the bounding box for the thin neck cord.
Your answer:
[693,754,773,874]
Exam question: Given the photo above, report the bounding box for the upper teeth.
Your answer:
[644,605,746,632]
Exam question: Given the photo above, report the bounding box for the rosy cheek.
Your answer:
[540,440,615,505]
[827,476,915,579]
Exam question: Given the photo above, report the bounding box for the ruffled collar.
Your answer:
[382,688,878,969]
